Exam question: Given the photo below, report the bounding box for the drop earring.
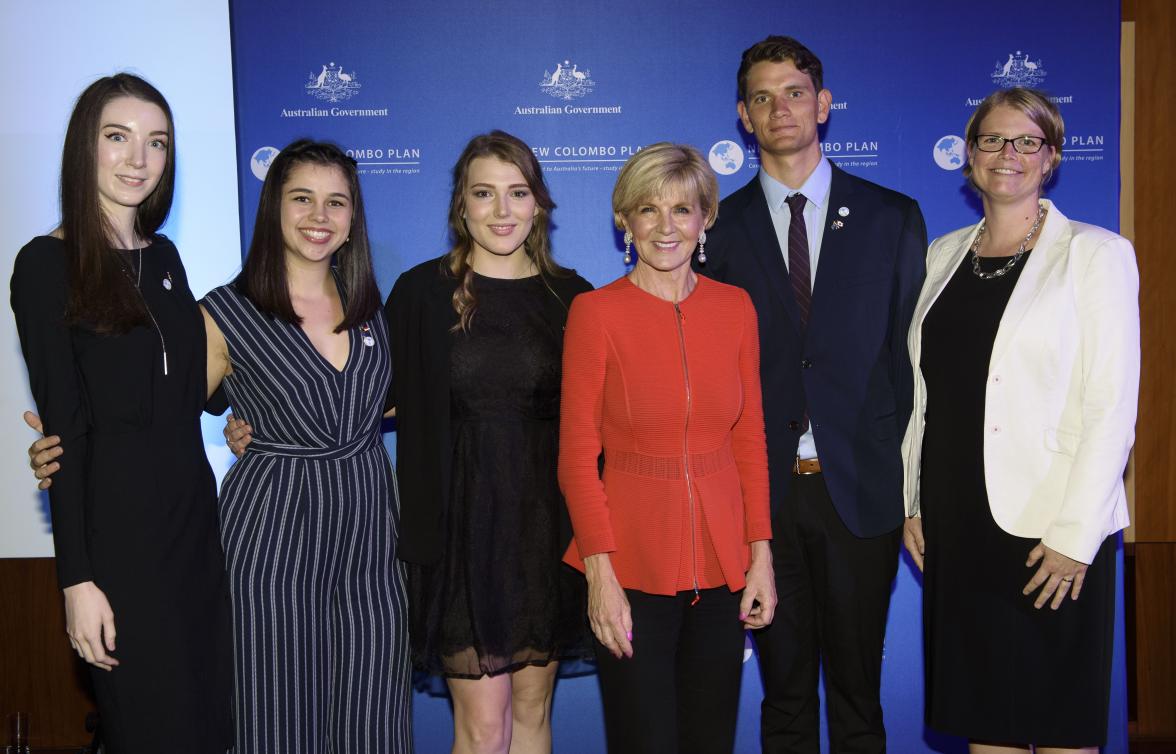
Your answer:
[697,230,707,264]
[623,231,633,265]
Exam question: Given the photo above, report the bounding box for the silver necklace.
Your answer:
[118,246,143,286]
[970,203,1046,280]
[123,246,169,375]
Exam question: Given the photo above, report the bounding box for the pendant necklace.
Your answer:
[123,245,170,375]
[970,202,1046,280]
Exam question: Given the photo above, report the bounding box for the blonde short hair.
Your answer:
[963,87,1065,187]
[612,143,719,230]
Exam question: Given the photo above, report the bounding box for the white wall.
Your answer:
[0,3,241,557]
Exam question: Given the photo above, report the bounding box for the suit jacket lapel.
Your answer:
[737,178,802,334]
[989,200,1069,366]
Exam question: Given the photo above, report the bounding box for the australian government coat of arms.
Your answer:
[306,62,361,103]
[540,60,595,101]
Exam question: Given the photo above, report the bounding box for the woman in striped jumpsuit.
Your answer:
[201,140,412,753]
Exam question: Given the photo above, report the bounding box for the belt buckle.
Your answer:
[793,456,820,475]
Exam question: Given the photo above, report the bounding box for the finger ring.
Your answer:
[1061,577,1074,582]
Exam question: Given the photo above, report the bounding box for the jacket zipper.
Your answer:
[673,301,700,605]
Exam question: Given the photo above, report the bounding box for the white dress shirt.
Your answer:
[759,158,832,461]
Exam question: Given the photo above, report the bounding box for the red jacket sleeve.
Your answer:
[558,294,615,557]
[732,290,771,543]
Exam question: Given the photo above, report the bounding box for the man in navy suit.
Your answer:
[701,36,926,753]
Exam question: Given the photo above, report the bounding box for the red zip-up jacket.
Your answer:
[559,274,771,596]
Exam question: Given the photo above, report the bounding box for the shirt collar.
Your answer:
[759,157,832,212]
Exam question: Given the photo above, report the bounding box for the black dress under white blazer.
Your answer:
[902,199,1139,564]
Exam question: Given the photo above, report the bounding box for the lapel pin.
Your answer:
[830,220,844,230]
[361,324,375,347]
[162,271,173,291]
[838,206,850,217]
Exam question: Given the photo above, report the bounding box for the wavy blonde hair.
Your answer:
[612,142,719,230]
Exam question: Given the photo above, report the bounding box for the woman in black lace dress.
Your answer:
[387,131,591,754]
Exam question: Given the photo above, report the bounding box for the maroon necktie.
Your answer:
[785,193,811,434]
[785,192,811,329]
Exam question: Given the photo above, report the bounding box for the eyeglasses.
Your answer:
[974,134,1050,154]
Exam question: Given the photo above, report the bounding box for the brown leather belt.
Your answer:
[793,457,822,475]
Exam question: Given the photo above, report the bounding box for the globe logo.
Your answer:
[250,146,280,181]
[708,140,745,175]
[933,135,966,171]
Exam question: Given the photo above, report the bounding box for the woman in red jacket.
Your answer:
[558,143,776,754]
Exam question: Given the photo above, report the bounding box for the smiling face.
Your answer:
[967,104,1056,206]
[622,184,706,276]
[279,162,354,267]
[737,59,831,161]
[461,156,538,261]
[95,96,170,219]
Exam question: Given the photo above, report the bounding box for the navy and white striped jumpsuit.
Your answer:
[202,283,412,753]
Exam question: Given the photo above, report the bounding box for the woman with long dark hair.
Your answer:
[388,130,591,754]
[11,73,232,752]
[200,139,411,753]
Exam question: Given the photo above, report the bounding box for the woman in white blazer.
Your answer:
[900,88,1138,754]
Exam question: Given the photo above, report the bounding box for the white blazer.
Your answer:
[901,200,1139,564]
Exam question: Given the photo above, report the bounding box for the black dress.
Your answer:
[919,251,1116,747]
[10,236,232,753]
[409,272,588,679]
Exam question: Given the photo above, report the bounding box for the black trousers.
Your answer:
[756,473,901,754]
[594,587,745,754]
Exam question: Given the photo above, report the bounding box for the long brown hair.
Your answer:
[443,130,566,331]
[234,139,381,332]
[60,73,175,333]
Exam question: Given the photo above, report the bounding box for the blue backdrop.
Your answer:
[227,1,1127,751]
